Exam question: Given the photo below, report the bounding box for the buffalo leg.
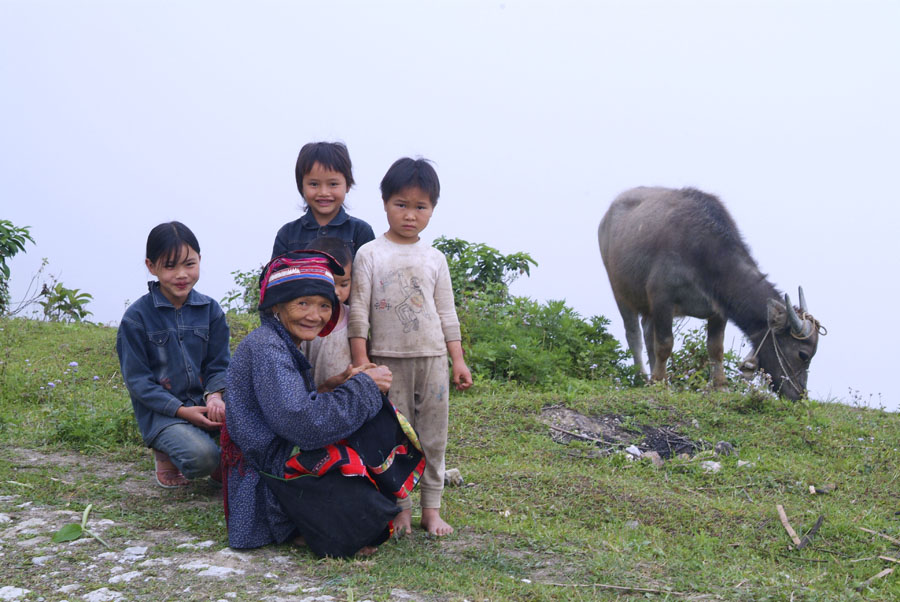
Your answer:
[641,315,655,374]
[616,299,647,379]
[707,314,727,389]
[650,305,674,383]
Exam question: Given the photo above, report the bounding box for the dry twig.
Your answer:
[855,567,894,591]
[539,581,688,596]
[777,504,802,547]
[547,424,618,446]
[797,515,825,549]
[858,527,900,546]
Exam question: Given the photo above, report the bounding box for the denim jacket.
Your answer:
[271,206,375,259]
[116,282,230,446]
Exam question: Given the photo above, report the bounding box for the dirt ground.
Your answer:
[0,448,434,602]
[540,406,703,458]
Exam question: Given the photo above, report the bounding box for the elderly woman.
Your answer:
[223,251,423,558]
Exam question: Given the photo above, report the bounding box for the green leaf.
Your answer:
[81,503,93,528]
[52,523,83,543]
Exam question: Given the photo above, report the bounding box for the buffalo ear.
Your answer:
[767,298,787,330]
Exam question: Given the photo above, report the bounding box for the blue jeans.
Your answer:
[151,423,220,479]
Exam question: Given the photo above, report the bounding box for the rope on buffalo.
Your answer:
[790,309,827,340]
[746,327,804,398]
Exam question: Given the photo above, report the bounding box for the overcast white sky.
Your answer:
[2,1,898,409]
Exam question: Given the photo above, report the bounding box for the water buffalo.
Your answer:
[597,186,823,400]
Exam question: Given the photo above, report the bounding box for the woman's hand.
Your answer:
[205,393,226,423]
[362,365,392,393]
[318,363,377,392]
[176,405,222,430]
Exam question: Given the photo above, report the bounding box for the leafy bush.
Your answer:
[432,236,536,301]
[0,220,35,314]
[221,266,263,314]
[434,238,630,387]
[39,282,93,322]
[667,322,745,391]
[456,293,629,386]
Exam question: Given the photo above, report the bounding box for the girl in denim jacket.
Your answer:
[117,222,230,488]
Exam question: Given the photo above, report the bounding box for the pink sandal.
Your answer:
[153,450,189,488]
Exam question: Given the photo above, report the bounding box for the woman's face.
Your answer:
[273,295,333,343]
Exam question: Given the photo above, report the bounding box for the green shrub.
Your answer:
[433,238,630,387]
[668,323,745,391]
[221,266,263,314]
[0,220,35,314]
[39,282,94,322]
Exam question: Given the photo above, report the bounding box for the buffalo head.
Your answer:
[740,287,821,400]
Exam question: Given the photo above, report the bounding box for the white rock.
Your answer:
[179,560,211,571]
[217,548,250,561]
[625,445,642,457]
[642,451,664,468]
[14,518,46,530]
[0,586,30,601]
[138,558,173,567]
[121,546,148,562]
[176,539,215,550]
[443,468,464,487]
[96,552,117,560]
[32,555,54,566]
[0,514,11,524]
[108,571,142,584]
[81,588,123,602]
[88,519,115,531]
[197,566,245,578]
[737,460,754,468]
[701,461,722,473]
[58,584,80,594]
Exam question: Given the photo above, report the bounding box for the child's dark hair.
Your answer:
[306,237,353,269]
[380,157,441,206]
[146,222,200,267]
[295,142,355,196]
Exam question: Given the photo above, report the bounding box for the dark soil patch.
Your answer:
[540,406,705,458]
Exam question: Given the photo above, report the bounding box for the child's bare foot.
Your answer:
[393,508,413,536]
[421,507,453,536]
[356,545,378,557]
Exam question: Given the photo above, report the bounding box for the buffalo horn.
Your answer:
[798,286,808,313]
[784,293,810,337]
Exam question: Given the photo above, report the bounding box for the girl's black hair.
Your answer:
[295,142,355,196]
[146,222,200,267]
[380,157,440,206]
[306,236,353,268]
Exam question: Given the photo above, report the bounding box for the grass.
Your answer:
[1,316,899,600]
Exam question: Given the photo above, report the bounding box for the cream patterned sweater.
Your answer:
[348,236,461,358]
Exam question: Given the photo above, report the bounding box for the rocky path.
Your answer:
[0,449,431,602]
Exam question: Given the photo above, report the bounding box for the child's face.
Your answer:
[334,263,352,304]
[145,244,200,309]
[302,162,348,225]
[383,186,434,244]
